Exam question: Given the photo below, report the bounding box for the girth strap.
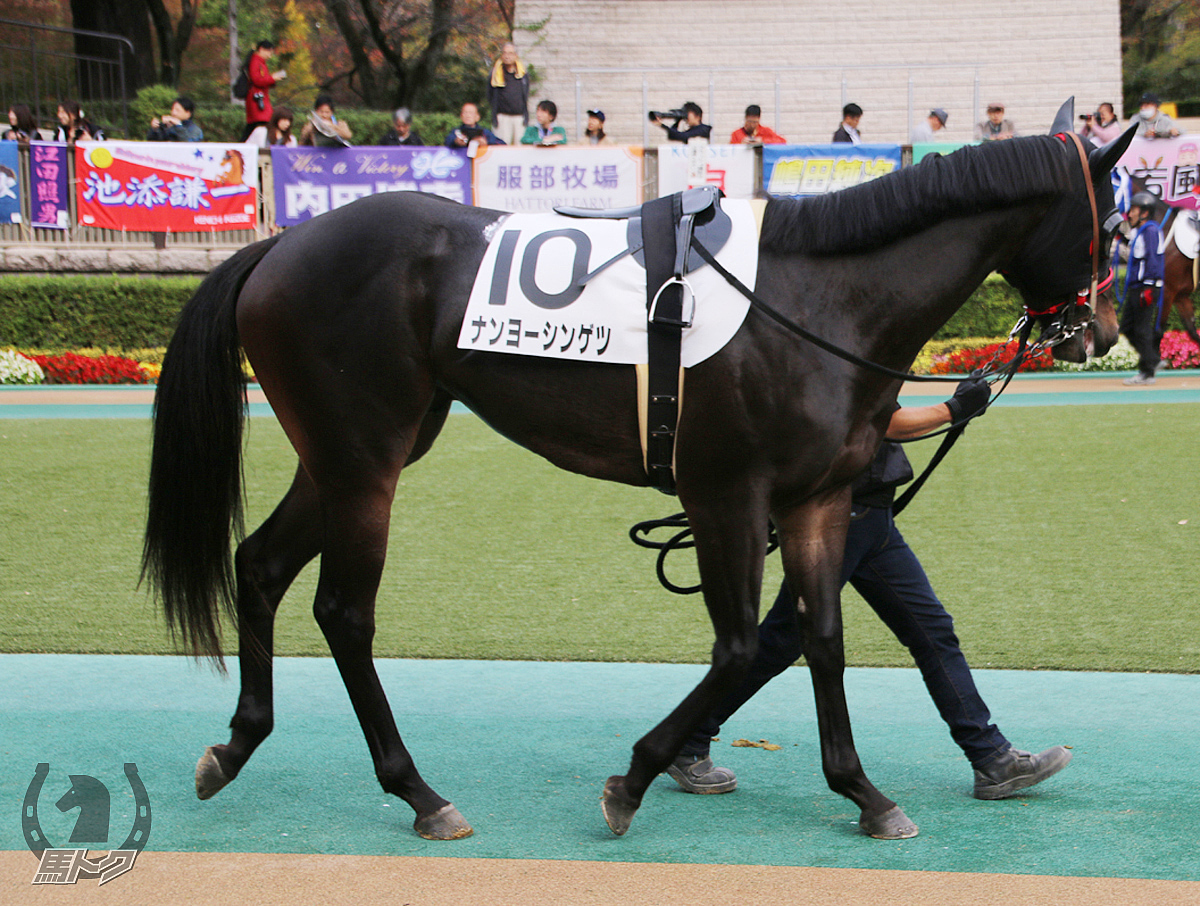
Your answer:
[642,193,686,494]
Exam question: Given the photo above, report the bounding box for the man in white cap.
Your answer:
[911,108,949,143]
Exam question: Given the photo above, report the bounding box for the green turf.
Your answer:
[2,406,1199,671]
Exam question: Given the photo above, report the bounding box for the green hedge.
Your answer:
[0,276,199,350]
[1,271,1193,352]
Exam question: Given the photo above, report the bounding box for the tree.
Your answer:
[1122,0,1200,113]
[69,0,202,90]
[68,0,156,95]
[320,0,509,109]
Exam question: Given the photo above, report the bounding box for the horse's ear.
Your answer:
[1089,124,1137,180]
[1048,97,1075,136]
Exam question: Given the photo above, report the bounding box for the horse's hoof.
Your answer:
[859,805,919,839]
[195,746,232,800]
[414,803,473,840]
[601,775,641,836]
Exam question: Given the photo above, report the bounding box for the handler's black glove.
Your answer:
[944,377,991,424]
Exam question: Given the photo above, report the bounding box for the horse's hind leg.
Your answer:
[196,463,322,799]
[776,497,917,839]
[308,464,472,840]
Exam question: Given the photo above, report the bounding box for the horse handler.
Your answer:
[669,380,1073,800]
[1120,192,1166,386]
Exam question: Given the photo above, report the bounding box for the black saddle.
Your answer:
[555,185,732,279]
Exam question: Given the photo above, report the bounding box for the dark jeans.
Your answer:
[1120,288,1162,377]
[682,505,1009,768]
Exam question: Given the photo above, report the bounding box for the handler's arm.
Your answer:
[885,378,992,440]
[885,404,951,440]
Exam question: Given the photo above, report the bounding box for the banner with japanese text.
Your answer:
[762,143,902,197]
[472,146,643,213]
[1115,136,1200,210]
[0,141,21,224]
[29,141,70,229]
[271,145,472,226]
[75,141,258,232]
[656,144,758,199]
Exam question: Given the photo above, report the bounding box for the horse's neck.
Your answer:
[842,203,1047,370]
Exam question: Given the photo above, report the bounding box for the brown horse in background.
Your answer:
[1162,221,1200,348]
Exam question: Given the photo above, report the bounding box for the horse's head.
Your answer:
[1001,98,1135,362]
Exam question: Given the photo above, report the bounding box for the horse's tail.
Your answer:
[141,235,283,666]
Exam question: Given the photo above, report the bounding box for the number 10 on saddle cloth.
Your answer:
[457,202,760,366]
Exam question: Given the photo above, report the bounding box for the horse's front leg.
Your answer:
[775,495,918,839]
[602,490,768,835]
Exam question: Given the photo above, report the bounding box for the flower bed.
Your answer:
[28,351,151,384]
[0,349,44,384]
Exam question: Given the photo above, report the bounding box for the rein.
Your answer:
[634,139,1106,595]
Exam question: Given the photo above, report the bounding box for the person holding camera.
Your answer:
[147,97,203,142]
[53,102,103,143]
[1078,103,1121,147]
[652,102,711,144]
[244,39,287,142]
[443,102,503,154]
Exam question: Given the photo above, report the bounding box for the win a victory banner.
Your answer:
[75,141,258,232]
[271,146,473,226]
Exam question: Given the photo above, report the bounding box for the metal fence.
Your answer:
[0,17,132,141]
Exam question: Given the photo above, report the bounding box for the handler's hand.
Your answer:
[944,377,991,423]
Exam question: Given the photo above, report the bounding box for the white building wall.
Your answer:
[515,0,1122,146]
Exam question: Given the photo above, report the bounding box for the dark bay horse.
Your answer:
[143,110,1132,843]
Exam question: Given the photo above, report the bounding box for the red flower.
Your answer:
[930,341,1054,375]
[30,352,150,384]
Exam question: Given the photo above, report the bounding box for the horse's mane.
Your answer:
[760,136,1079,255]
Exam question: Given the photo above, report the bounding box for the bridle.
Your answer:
[1009,131,1118,357]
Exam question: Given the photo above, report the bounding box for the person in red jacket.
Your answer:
[244,40,287,141]
[729,105,786,145]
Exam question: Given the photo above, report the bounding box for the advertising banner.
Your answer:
[472,146,643,213]
[271,145,472,226]
[910,141,976,164]
[1115,136,1200,210]
[29,141,70,229]
[0,141,21,224]
[762,143,903,197]
[656,144,758,199]
[75,141,258,232]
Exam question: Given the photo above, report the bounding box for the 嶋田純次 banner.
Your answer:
[762,143,902,197]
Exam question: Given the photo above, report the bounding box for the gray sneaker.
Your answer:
[666,754,738,794]
[1123,373,1156,385]
[973,746,1072,800]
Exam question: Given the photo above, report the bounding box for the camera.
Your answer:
[1079,113,1094,121]
[648,108,686,122]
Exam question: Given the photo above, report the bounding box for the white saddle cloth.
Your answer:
[458,201,759,367]
[1172,208,1200,259]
